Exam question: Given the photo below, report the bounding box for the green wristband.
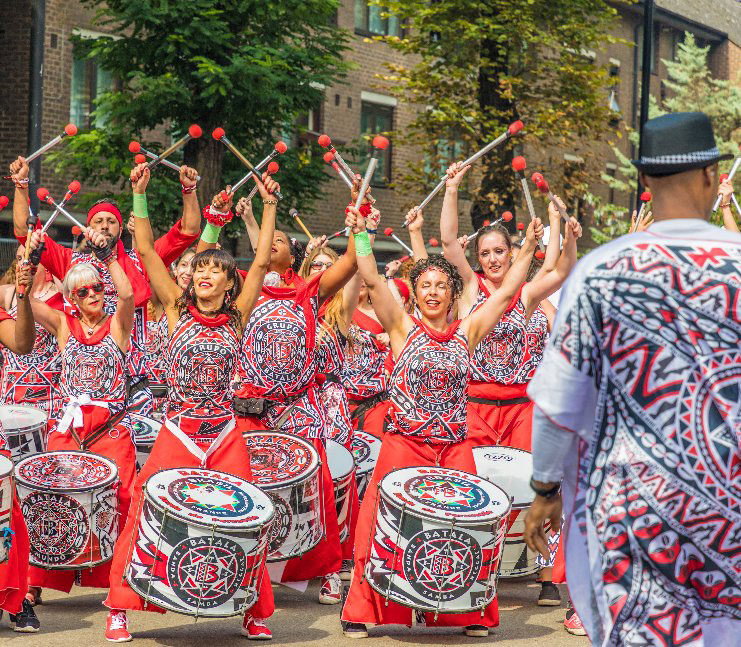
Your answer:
[200,222,222,244]
[354,231,372,257]
[133,193,148,219]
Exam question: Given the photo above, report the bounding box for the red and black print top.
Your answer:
[145,314,168,386]
[387,318,470,444]
[316,302,347,381]
[342,309,387,400]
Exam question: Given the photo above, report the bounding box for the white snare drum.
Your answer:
[14,450,119,569]
[245,432,323,562]
[350,431,381,503]
[327,439,355,543]
[126,467,274,617]
[130,414,161,469]
[473,446,549,578]
[0,455,13,563]
[0,405,47,462]
[366,466,509,613]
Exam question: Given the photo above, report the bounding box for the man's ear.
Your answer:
[701,164,717,187]
[639,171,651,190]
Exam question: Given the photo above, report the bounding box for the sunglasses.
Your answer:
[310,261,333,270]
[73,282,104,299]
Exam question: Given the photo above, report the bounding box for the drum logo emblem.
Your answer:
[403,528,482,601]
[351,438,370,464]
[23,492,88,565]
[405,476,489,512]
[169,477,254,518]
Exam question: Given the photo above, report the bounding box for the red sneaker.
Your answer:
[319,573,342,605]
[241,615,272,640]
[105,610,132,643]
[564,608,587,636]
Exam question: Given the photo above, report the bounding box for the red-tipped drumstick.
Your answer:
[428,237,439,247]
[633,191,652,231]
[319,134,375,204]
[354,136,388,211]
[467,211,513,240]
[130,140,201,181]
[713,156,741,211]
[408,119,524,224]
[41,180,81,235]
[242,162,280,202]
[383,227,413,255]
[213,128,283,200]
[717,171,741,214]
[25,123,77,164]
[289,208,313,239]
[323,151,353,189]
[516,222,524,232]
[36,187,86,231]
[511,156,544,252]
[146,124,202,172]
[326,227,348,241]
[532,173,569,223]
[228,142,286,196]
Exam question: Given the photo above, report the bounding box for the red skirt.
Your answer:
[29,409,136,592]
[105,422,274,618]
[341,437,360,561]
[0,497,30,614]
[341,433,499,628]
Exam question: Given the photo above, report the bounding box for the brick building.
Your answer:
[0,0,739,265]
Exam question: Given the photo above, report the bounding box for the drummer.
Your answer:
[0,261,41,632]
[25,229,137,610]
[340,205,542,638]
[104,163,278,641]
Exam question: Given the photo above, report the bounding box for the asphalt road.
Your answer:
[2,579,587,646]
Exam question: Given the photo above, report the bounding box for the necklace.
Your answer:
[80,314,106,336]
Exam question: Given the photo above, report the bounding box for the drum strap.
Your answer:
[163,417,236,466]
[79,408,128,451]
[350,390,388,423]
[468,396,530,407]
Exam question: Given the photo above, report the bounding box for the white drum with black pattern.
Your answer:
[0,455,13,563]
[126,467,274,617]
[366,466,509,613]
[327,439,355,543]
[0,405,47,462]
[130,414,161,470]
[350,430,381,503]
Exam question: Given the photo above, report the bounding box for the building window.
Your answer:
[608,60,621,125]
[355,1,401,37]
[70,56,113,129]
[360,101,393,185]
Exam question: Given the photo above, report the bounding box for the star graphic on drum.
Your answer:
[179,548,237,599]
[414,478,476,508]
[180,482,238,512]
[416,542,471,591]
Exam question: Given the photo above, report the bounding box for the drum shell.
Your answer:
[0,455,13,563]
[0,405,47,462]
[130,415,160,470]
[351,431,381,504]
[327,440,355,544]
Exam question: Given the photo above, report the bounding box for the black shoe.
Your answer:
[10,599,40,632]
[465,625,489,637]
[538,581,562,607]
[342,621,368,638]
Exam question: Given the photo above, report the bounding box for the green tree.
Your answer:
[51,0,349,238]
[591,32,741,239]
[371,0,624,228]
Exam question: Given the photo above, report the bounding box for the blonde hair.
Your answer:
[299,246,348,349]
[62,263,102,300]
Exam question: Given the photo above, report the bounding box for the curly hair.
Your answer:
[174,249,243,332]
[409,254,464,305]
[275,229,305,273]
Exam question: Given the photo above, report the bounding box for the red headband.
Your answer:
[393,278,410,303]
[87,202,122,227]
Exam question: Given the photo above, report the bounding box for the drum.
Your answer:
[14,450,119,569]
[245,432,323,562]
[0,455,13,563]
[0,404,47,462]
[473,446,549,578]
[366,466,509,614]
[326,439,355,543]
[126,467,274,618]
[130,414,161,469]
[149,384,168,422]
[350,430,381,503]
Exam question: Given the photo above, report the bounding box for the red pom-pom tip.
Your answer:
[640,191,652,202]
[720,173,729,182]
[502,211,513,222]
[134,154,146,165]
[516,222,524,231]
[68,180,81,194]
[531,172,544,185]
[128,141,141,153]
[318,134,331,148]
[188,124,202,139]
[323,151,335,164]
[267,161,279,174]
[36,187,50,202]
[211,127,225,141]
[64,123,78,136]
[429,238,440,247]
[536,179,549,193]
[274,141,287,154]
[535,250,545,260]
[372,135,390,150]
[0,196,9,209]
[219,190,229,202]
[511,156,527,172]
[483,219,491,226]
[71,226,82,236]
[384,227,394,236]
[508,120,524,136]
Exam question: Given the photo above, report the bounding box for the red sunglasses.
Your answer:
[73,282,104,299]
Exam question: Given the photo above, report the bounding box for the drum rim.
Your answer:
[378,466,512,525]
[244,431,321,489]
[326,439,355,481]
[351,431,382,473]
[143,466,276,532]
[0,454,13,479]
[130,414,161,444]
[473,445,533,508]
[14,450,119,493]
[0,404,48,430]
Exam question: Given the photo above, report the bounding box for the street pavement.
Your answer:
[2,580,587,646]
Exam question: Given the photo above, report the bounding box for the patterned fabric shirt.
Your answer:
[342,310,387,399]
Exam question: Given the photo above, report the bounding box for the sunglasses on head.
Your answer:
[310,261,333,270]
[73,282,104,299]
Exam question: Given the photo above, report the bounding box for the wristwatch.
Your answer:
[529,477,561,499]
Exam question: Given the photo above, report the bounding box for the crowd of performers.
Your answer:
[0,109,738,646]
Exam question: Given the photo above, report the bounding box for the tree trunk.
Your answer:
[185,137,223,209]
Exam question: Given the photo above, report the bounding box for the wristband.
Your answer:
[529,477,561,499]
[354,231,372,257]
[181,183,197,195]
[133,193,149,219]
[366,228,377,235]
[200,222,222,244]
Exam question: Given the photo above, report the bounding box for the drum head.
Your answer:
[0,405,47,433]
[473,446,533,508]
[351,431,381,476]
[245,432,320,489]
[0,454,13,479]
[326,440,354,482]
[14,451,118,492]
[379,466,510,524]
[145,467,274,531]
[130,414,161,444]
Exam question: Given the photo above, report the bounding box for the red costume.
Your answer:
[343,319,500,628]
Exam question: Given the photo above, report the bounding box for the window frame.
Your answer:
[354,1,402,38]
[360,100,394,187]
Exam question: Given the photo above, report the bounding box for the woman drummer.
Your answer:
[340,204,542,638]
[26,228,137,607]
[104,162,279,641]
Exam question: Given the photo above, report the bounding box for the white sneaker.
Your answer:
[319,573,342,604]
[105,610,132,643]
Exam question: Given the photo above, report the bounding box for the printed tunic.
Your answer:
[342,310,387,400]
[316,314,353,445]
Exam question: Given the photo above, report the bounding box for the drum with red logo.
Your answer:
[0,405,47,462]
[126,467,274,617]
[327,439,355,543]
[350,430,381,503]
[366,466,509,613]
[245,432,323,562]
[0,455,13,563]
[130,414,161,470]
[14,450,119,569]
[473,446,549,578]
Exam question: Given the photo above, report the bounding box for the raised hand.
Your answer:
[257,171,280,200]
[180,165,198,190]
[212,186,233,213]
[405,207,423,232]
[9,156,29,186]
[445,162,470,189]
[385,259,402,278]
[345,206,366,234]
[16,260,34,291]
[547,194,567,220]
[457,235,470,251]
[130,162,151,194]
[236,196,254,220]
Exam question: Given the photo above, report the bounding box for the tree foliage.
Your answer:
[51,0,349,238]
[371,0,624,228]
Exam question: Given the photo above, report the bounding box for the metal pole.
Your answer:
[636,0,655,206]
[28,0,46,215]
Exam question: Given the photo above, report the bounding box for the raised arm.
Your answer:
[9,157,31,238]
[464,218,542,350]
[531,199,563,281]
[0,262,36,354]
[106,254,134,352]
[179,165,201,236]
[718,178,739,233]
[405,208,428,262]
[236,198,260,252]
[130,163,182,308]
[439,163,476,283]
